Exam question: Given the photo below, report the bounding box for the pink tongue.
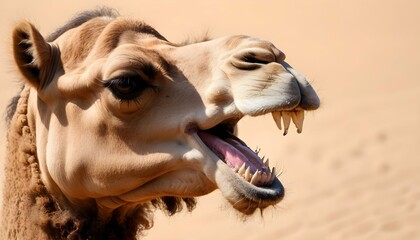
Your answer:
[197,132,266,173]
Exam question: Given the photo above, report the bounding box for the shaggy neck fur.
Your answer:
[0,86,184,240]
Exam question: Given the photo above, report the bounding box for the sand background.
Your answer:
[1,1,419,239]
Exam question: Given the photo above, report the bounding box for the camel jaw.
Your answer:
[191,122,286,215]
[216,161,284,215]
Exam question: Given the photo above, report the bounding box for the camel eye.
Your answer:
[106,76,149,100]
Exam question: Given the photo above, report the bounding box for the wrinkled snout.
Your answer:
[219,37,320,116]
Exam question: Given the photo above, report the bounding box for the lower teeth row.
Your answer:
[235,163,276,186]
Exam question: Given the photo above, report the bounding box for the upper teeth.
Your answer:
[228,110,305,187]
[271,110,305,135]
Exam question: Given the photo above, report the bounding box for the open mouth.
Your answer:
[197,123,276,187]
[193,110,305,214]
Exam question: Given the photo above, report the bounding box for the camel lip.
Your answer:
[218,160,285,195]
[215,155,284,214]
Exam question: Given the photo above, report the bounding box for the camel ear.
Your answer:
[13,21,57,89]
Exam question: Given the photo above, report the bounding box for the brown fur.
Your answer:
[46,7,119,42]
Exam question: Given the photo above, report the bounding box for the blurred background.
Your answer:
[1,1,419,239]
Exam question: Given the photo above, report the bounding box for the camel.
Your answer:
[1,7,320,239]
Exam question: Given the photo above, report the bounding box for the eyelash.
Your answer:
[105,75,155,104]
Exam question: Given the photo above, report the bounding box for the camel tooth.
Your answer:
[270,167,276,183]
[238,163,246,175]
[265,172,272,185]
[250,171,262,185]
[271,111,282,130]
[260,172,268,185]
[281,111,291,136]
[245,166,252,181]
[263,158,270,168]
[291,110,305,134]
[291,111,298,131]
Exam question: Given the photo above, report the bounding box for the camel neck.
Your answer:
[1,86,70,238]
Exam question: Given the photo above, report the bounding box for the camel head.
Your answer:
[11,9,319,218]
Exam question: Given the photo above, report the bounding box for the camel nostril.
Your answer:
[242,54,272,65]
[231,48,277,70]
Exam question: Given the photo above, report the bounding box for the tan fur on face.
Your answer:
[2,7,319,239]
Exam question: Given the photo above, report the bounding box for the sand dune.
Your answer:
[1,1,419,239]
